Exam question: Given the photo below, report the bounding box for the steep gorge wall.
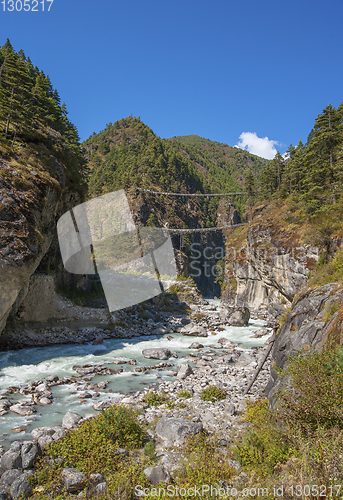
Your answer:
[0,156,81,338]
[221,206,320,317]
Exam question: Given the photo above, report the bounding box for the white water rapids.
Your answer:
[0,300,270,446]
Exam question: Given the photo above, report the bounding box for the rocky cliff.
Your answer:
[221,203,320,317]
[0,148,81,340]
[265,283,343,406]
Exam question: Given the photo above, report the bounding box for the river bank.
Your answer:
[0,298,273,449]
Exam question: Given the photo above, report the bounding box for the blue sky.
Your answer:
[2,0,343,158]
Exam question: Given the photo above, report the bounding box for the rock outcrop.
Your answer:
[0,157,80,339]
[265,283,343,407]
[222,207,320,316]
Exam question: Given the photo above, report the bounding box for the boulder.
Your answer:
[1,450,22,470]
[0,470,22,487]
[94,482,107,495]
[38,436,54,451]
[176,364,193,380]
[92,334,104,345]
[10,475,32,499]
[188,342,204,349]
[0,486,11,500]
[228,308,250,326]
[235,352,255,368]
[266,284,343,408]
[180,324,208,337]
[144,465,171,485]
[142,348,171,360]
[9,405,36,416]
[62,411,83,429]
[93,400,112,411]
[251,327,269,338]
[155,416,203,446]
[219,307,250,326]
[21,442,41,469]
[39,397,52,405]
[61,468,87,492]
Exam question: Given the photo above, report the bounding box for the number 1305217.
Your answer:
[2,0,53,11]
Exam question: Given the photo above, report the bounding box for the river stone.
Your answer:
[0,469,22,487]
[92,334,104,345]
[0,486,11,500]
[1,450,22,470]
[144,465,171,485]
[62,411,83,429]
[9,442,22,453]
[228,307,250,327]
[21,442,40,469]
[155,416,203,446]
[9,405,36,416]
[10,475,32,499]
[188,342,204,349]
[251,327,269,338]
[61,468,87,492]
[176,364,193,380]
[35,382,49,393]
[45,374,59,383]
[142,348,171,360]
[92,400,112,410]
[235,352,255,368]
[39,397,52,405]
[181,324,207,337]
[31,426,60,440]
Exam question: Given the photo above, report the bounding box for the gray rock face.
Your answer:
[1,450,22,470]
[155,416,203,446]
[144,465,171,485]
[0,486,11,500]
[0,157,80,338]
[266,284,343,408]
[94,482,107,494]
[10,475,32,499]
[0,470,22,487]
[62,411,83,429]
[21,442,40,469]
[61,468,87,492]
[176,364,193,380]
[142,348,171,360]
[221,221,320,315]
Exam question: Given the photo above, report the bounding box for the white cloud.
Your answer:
[235,132,279,160]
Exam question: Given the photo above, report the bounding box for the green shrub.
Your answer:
[176,433,233,489]
[234,399,291,474]
[200,385,226,402]
[95,404,146,447]
[142,391,167,406]
[43,405,145,474]
[143,440,156,460]
[177,389,193,399]
[278,346,343,430]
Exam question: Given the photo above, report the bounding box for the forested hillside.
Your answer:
[260,103,343,214]
[0,39,86,195]
[83,117,223,230]
[168,134,267,190]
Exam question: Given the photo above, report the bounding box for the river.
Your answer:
[0,300,269,446]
